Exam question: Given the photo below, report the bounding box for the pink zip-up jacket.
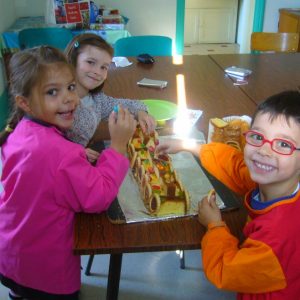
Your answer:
[0,118,129,294]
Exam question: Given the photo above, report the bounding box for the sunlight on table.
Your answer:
[174,74,191,137]
[172,55,183,65]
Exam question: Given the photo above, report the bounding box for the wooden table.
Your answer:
[103,55,256,137]
[210,53,300,105]
[74,55,257,300]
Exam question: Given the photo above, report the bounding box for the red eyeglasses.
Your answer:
[244,130,300,155]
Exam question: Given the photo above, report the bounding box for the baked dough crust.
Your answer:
[128,125,190,216]
[210,118,249,151]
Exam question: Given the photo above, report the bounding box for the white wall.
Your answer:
[94,0,177,41]
[14,0,45,17]
[12,0,298,51]
[11,0,177,41]
[236,0,255,53]
[0,0,16,31]
[0,0,177,92]
[263,0,300,32]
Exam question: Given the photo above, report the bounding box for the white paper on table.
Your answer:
[137,78,168,89]
[112,56,133,67]
[172,109,203,139]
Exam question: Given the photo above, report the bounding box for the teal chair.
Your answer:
[0,88,10,130]
[18,27,73,50]
[114,35,173,56]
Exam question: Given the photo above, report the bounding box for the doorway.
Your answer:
[175,0,266,54]
[184,0,239,45]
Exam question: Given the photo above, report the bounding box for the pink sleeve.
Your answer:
[54,148,129,213]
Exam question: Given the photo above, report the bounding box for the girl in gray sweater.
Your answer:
[65,33,156,162]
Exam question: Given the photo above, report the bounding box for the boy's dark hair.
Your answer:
[0,46,71,146]
[64,33,114,95]
[252,90,300,126]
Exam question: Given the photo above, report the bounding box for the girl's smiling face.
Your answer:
[75,45,112,98]
[23,63,79,130]
[244,112,300,200]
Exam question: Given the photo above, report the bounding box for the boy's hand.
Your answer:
[198,192,222,227]
[156,138,204,156]
[137,111,156,134]
[155,138,183,155]
[85,148,100,164]
[109,106,137,154]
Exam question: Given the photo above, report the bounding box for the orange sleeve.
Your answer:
[199,143,257,196]
[201,227,286,293]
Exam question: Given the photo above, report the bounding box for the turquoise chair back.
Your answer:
[114,35,172,56]
[0,88,10,130]
[18,27,73,50]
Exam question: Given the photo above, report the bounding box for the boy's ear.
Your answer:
[15,95,31,113]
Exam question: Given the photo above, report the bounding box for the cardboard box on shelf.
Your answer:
[93,14,128,30]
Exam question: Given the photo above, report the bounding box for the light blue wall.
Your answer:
[263,0,300,32]
[0,0,16,31]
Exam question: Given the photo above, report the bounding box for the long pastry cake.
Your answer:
[127,125,190,217]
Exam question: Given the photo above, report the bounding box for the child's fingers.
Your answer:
[108,110,117,125]
[143,116,156,133]
[210,196,218,209]
[147,118,157,133]
[207,189,215,202]
[120,107,133,123]
[116,105,125,120]
[124,109,136,125]
[139,120,147,133]
[198,196,209,210]
[155,144,168,155]
[110,105,129,125]
[207,190,218,208]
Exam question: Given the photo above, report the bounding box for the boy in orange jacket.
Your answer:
[156,90,300,299]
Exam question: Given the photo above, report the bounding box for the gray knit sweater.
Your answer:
[66,92,147,147]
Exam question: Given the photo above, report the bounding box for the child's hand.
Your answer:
[155,138,183,155]
[198,193,222,227]
[85,148,100,164]
[137,111,157,134]
[156,138,204,156]
[109,106,137,154]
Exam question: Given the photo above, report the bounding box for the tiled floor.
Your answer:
[0,252,236,300]
[184,43,240,55]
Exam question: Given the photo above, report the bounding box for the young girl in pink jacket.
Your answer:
[0,46,136,300]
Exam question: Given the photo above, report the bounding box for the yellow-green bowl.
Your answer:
[142,99,178,125]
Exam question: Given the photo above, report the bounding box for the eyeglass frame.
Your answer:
[243,130,300,156]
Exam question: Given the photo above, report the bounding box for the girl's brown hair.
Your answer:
[0,46,71,146]
[64,33,114,95]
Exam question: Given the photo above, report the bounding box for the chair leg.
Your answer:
[179,250,185,269]
[85,254,95,276]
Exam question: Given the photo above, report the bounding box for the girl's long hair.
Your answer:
[0,46,70,146]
